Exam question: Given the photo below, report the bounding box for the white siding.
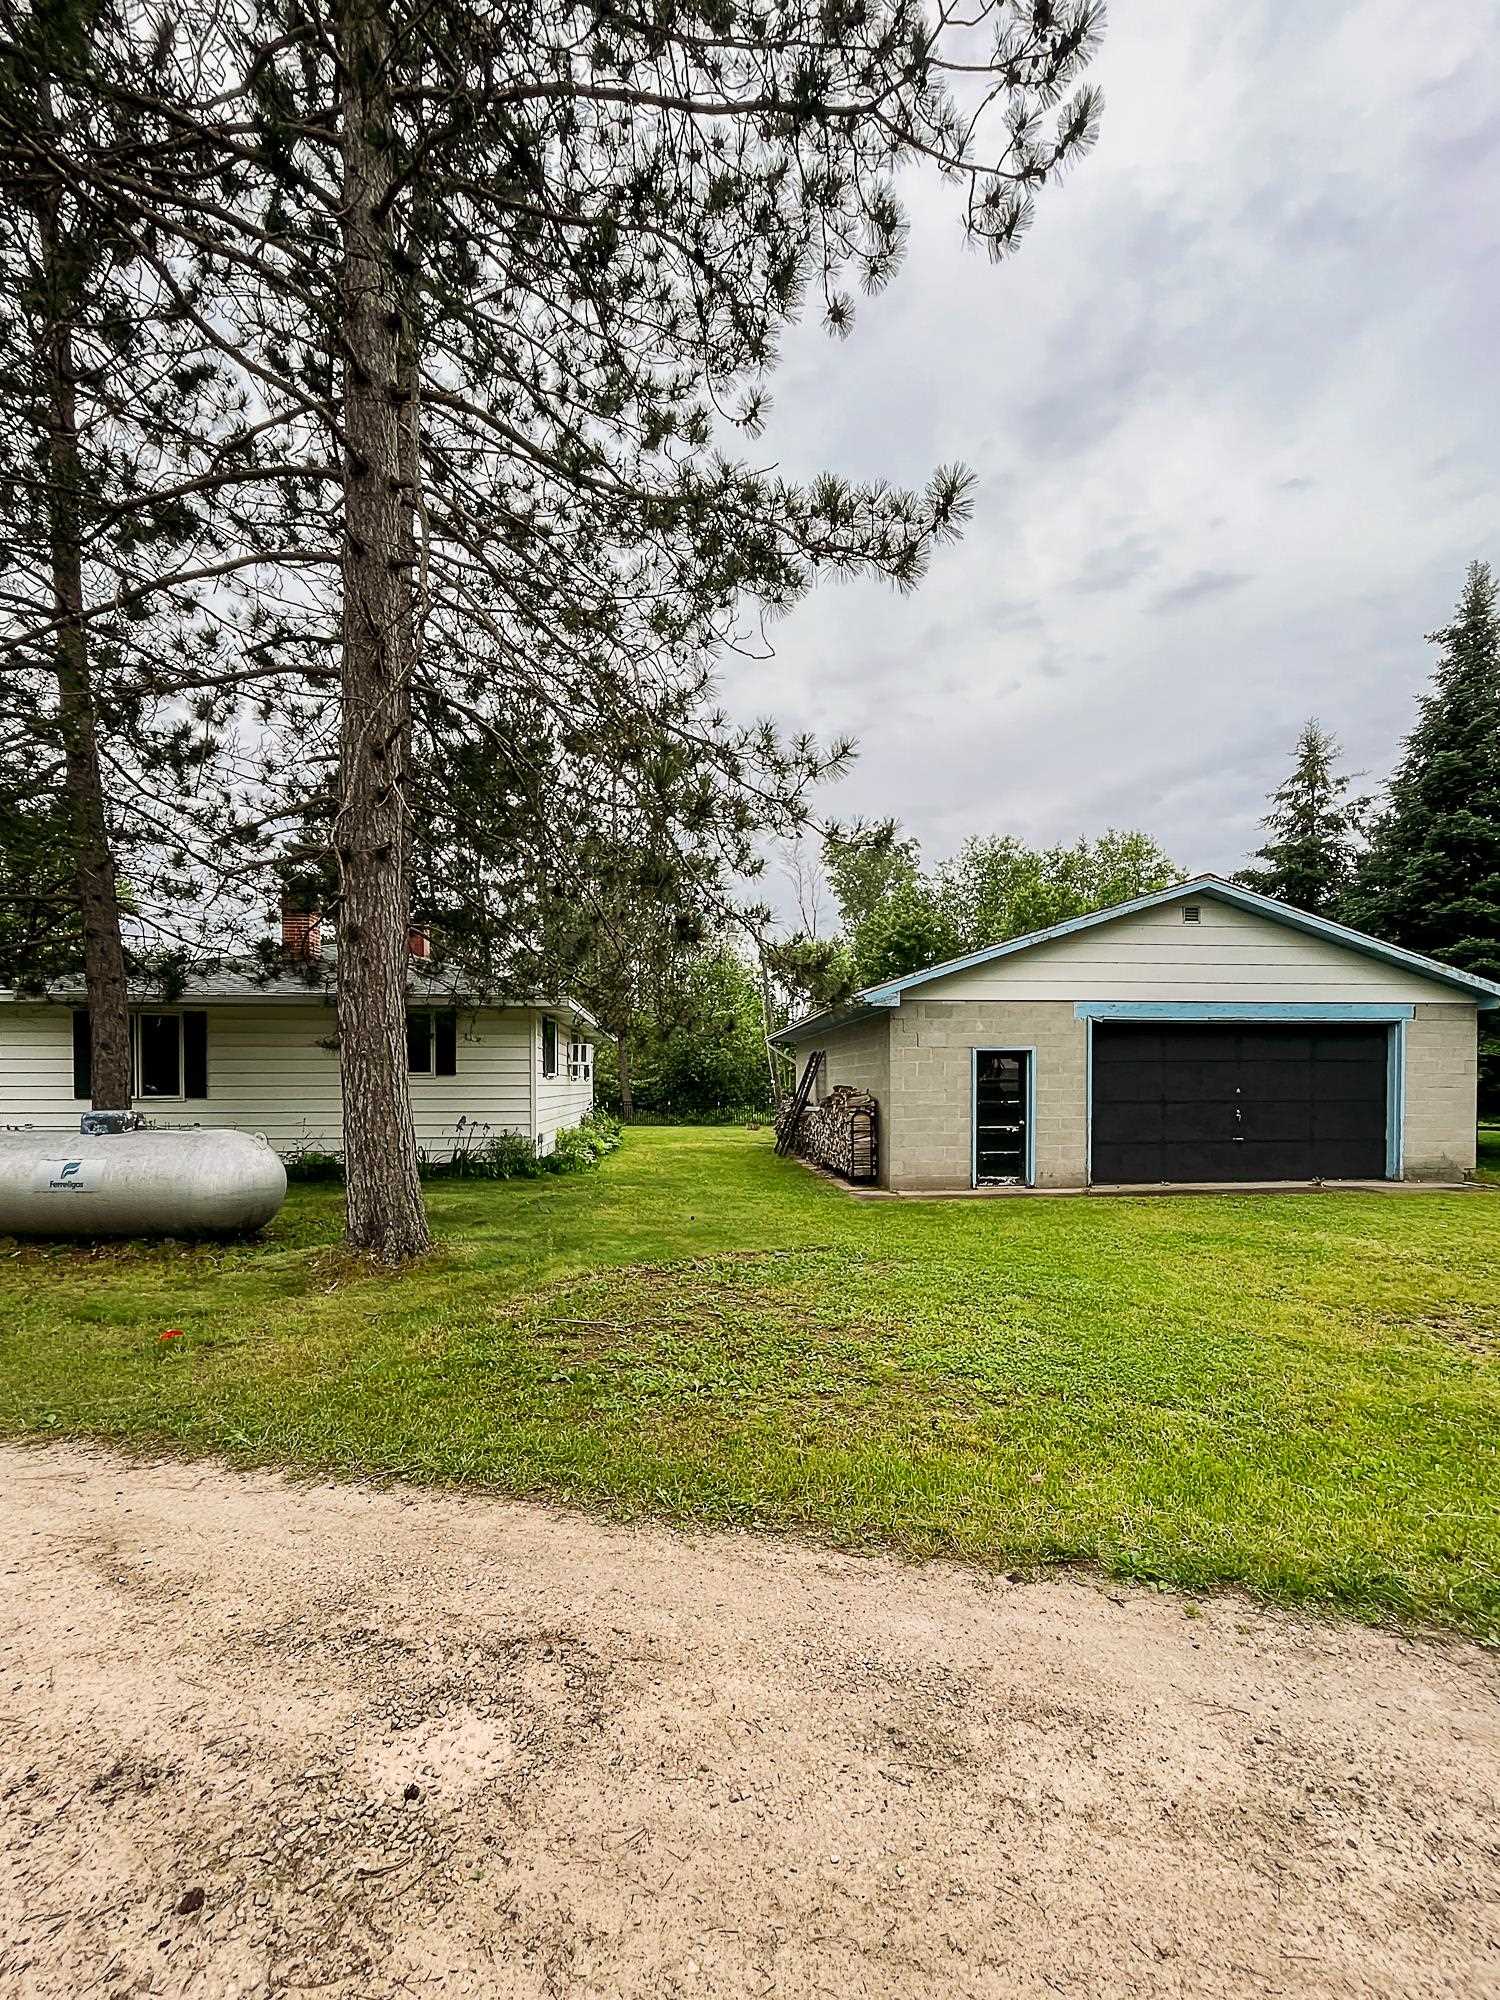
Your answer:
[0,1003,77,1129]
[532,1011,595,1151]
[411,1009,536,1158]
[917,899,1469,1005]
[0,1002,549,1160]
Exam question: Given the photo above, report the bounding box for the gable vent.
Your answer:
[1183,905,1201,923]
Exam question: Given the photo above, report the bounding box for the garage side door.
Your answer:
[1090,1024,1389,1184]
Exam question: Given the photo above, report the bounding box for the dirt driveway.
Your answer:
[1,1445,1496,1999]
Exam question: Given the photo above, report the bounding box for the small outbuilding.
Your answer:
[771,876,1498,1192]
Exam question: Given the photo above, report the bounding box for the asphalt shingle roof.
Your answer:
[0,963,598,1026]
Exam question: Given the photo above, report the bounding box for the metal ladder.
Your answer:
[775,1050,825,1155]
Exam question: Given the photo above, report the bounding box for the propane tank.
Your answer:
[0,1124,287,1237]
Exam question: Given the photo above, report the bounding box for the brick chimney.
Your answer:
[408,926,432,960]
[281,902,321,962]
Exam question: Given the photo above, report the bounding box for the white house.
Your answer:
[0,911,596,1163]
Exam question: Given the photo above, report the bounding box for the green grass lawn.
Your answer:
[2,1127,1498,1637]
[1479,1126,1500,1184]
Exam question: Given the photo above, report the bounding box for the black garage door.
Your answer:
[1090,1023,1389,1183]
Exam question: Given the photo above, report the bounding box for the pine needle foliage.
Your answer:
[1349,562,1500,978]
[1236,720,1367,919]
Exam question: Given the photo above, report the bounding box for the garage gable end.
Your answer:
[861,879,1500,1010]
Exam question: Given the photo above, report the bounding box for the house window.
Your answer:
[542,1015,559,1078]
[568,1033,592,1082]
[407,1010,457,1077]
[136,1012,182,1097]
[72,1010,209,1102]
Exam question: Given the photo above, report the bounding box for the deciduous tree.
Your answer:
[773,822,1180,1009]
[935,828,1179,949]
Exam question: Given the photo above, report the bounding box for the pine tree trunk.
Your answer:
[333,0,431,1260]
[36,86,131,1111]
[617,1032,634,1121]
[755,949,783,1105]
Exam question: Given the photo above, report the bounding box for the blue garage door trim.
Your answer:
[1075,1001,1415,1023]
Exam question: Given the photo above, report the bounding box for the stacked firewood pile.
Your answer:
[776,1084,879,1183]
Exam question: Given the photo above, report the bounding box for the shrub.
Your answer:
[542,1129,586,1173]
[422,1127,544,1181]
[1481,1034,1500,1121]
[580,1107,623,1153]
[285,1115,624,1187]
[543,1119,615,1173]
[479,1134,547,1179]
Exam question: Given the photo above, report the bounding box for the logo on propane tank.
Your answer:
[34,1158,103,1194]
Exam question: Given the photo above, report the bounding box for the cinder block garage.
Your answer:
[771,877,1498,1192]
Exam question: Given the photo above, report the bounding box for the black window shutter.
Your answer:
[72,1009,92,1099]
[183,1011,208,1098]
[435,1012,457,1076]
[406,1012,429,1073]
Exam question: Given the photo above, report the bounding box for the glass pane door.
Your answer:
[975,1051,1029,1184]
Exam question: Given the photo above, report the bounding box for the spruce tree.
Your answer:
[1351,563,1500,976]
[1237,720,1367,918]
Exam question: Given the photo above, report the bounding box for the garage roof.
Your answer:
[770,875,1500,1045]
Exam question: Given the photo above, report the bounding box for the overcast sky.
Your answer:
[730,0,1499,916]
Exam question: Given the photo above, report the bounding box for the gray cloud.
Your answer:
[1072,533,1161,595]
[1150,570,1253,614]
[718,1,1500,916]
